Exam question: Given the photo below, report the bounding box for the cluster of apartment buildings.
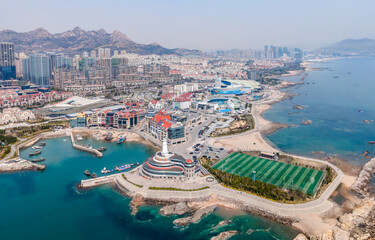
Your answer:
[0,107,35,125]
[0,89,72,108]
[69,108,142,129]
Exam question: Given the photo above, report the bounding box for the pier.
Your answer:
[68,130,103,157]
[79,174,119,188]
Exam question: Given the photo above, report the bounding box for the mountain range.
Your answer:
[318,38,375,55]
[0,27,202,56]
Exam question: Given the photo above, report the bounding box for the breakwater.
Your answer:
[68,130,103,157]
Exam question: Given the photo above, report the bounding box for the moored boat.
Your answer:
[98,147,106,152]
[31,157,45,162]
[29,150,41,156]
[40,142,46,146]
[84,170,91,176]
[91,172,97,178]
[117,135,127,144]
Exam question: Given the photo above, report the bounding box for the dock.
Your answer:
[68,130,103,158]
[79,174,119,188]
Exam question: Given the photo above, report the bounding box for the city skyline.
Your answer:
[1,0,375,51]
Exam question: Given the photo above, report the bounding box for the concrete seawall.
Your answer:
[79,174,117,188]
[69,130,103,158]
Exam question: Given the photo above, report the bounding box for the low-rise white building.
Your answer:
[0,107,35,125]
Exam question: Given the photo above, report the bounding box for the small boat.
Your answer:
[91,172,97,178]
[117,135,127,144]
[40,142,46,146]
[101,167,114,174]
[98,147,106,152]
[115,164,131,171]
[84,170,91,176]
[29,150,41,156]
[33,146,43,149]
[63,139,67,142]
[31,157,45,162]
[77,136,84,141]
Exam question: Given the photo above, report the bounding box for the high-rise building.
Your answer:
[22,54,51,86]
[104,48,111,58]
[82,52,89,58]
[98,48,104,58]
[90,50,96,58]
[0,42,16,80]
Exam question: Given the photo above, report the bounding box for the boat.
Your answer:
[40,142,46,146]
[31,157,45,162]
[91,172,97,178]
[84,170,91,176]
[115,164,131,171]
[98,147,106,152]
[76,136,83,141]
[33,146,43,149]
[101,167,114,174]
[117,135,127,144]
[63,139,67,142]
[29,150,41,156]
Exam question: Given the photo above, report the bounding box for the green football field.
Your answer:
[212,152,324,196]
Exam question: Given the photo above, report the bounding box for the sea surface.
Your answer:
[264,57,375,166]
[0,137,299,240]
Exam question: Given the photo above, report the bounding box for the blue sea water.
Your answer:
[0,137,299,240]
[264,57,375,166]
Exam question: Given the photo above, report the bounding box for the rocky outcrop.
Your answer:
[216,220,232,228]
[173,205,217,226]
[311,198,375,240]
[0,160,46,172]
[351,158,375,196]
[210,230,238,240]
[301,120,312,125]
[293,234,308,240]
[130,194,145,215]
[159,202,191,216]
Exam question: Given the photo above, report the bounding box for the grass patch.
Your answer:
[0,146,11,159]
[148,186,210,191]
[122,174,143,188]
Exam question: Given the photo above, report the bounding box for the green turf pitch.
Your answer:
[212,152,324,196]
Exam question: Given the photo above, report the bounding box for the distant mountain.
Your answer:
[0,27,202,56]
[319,38,375,55]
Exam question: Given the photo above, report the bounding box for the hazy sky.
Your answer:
[1,0,375,50]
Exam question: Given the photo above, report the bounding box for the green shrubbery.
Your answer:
[148,186,209,191]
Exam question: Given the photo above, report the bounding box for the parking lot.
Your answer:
[186,142,230,163]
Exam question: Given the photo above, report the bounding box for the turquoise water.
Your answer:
[264,57,375,166]
[0,137,299,240]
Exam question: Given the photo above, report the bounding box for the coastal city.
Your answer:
[1,1,375,240]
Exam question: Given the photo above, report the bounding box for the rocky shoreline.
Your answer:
[0,159,46,172]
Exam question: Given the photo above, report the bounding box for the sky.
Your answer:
[1,0,375,51]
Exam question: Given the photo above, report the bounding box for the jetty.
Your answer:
[68,130,103,158]
[79,174,118,188]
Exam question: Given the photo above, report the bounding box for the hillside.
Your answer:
[319,38,375,55]
[0,27,202,56]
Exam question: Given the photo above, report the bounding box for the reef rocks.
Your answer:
[130,194,145,215]
[301,120,312,125]
[0,159,46,173]
[159,202,191,216]
[210,230,238,240]
[295,198,375,240]
[294,234,308,240]
[293,105,307,110]
[173,205,217,226]
[351,158,375,196]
